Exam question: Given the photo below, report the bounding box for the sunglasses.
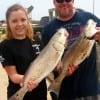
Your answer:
[56,0,72,3]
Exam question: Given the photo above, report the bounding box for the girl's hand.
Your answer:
[27,80,38,92]
[20,80,38,92]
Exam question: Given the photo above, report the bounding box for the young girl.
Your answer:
[0,4,47,100]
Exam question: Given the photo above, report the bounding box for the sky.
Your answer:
[0,0,100,20]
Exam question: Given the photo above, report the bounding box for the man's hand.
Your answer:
[55,61,78,76]
[66,64,78,76]
[94,27,100,41]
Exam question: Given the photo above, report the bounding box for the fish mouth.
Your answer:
[86,29,99,40]
[87,34,95,40]
[86,30,99,40]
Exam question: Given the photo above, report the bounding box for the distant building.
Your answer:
[0,20,6,27]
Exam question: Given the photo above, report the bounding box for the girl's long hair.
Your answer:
[6,4,34,40]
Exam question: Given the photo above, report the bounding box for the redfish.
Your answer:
[9,28,68,100]
[48,19,98,97]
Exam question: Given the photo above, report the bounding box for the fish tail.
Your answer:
[48,77,62,98]
[8,87,27,100]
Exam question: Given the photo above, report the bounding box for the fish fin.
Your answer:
[50,91,59,100]
[48,79,61,98]
[8,87,27,100]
